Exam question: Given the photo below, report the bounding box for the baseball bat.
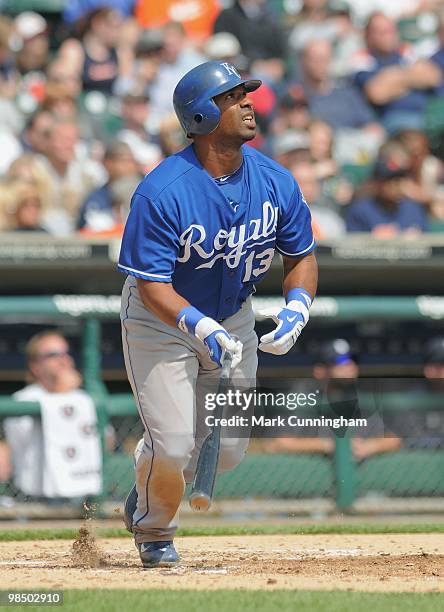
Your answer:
[189,350,233,512]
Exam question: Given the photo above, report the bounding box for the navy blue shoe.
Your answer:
[138,541,180,568]
[123,484,137,533]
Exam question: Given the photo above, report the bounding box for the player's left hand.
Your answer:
[258,288,312,355]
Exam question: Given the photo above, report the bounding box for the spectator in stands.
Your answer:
[288,0,335,52]
[351,12,441,132]
[204,31,243,66]
[0,133,22,177]
[430,9,444,95]
[297,39,380,131]
[118,89,151,140]
[115,28,163,100]
[35,116,105,235]
[157,114,188,157]
[400,337,444,450]
[328,1,364,79]
[147,22,205,129]
[3,183,47,232]
[45,62,96,142]
[2,154,52,221]
[398,129,444,219]
[262,339,403,459]
[117,90,163,173]
[77,140,140,231]
[47,60,100,140]
[41,83,79,121]
[5,151,49,187]
[0,17,25,170]
[309,120,337,182]
[272,129,311,169]
[21,109,53,155]
[288,0,360,75]
[308,120,353,207]
[13,11,49,76]
[270,85,311,136]
[58,7,123,95]
[346,140,428,235]
[291,160,346,240]
[2,331,102,502]
[45,59,83,101]
[0,17,17,99]
[213,0,286,84]
[79,174,140,238]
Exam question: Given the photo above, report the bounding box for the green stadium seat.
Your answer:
[428,218,444,233]
[425,97,444,135]
[341,163,373,187]
[2,0,64,14]
[78,92,123,140]
[398,17,429,43]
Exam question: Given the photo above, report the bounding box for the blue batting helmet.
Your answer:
[173,61,262,136]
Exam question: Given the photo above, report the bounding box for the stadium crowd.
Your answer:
[1,0,444,238]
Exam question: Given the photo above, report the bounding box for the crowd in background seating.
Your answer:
[1,0,444,238]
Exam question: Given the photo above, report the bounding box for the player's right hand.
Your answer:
[202,326,243,369]
[177,306,243,369]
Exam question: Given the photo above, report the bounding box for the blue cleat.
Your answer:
[138,541,180,568]
[123,483,137,533]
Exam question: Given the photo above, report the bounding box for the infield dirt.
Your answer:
[0,533,443,592]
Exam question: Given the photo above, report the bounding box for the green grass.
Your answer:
[10,590,444,612]
[1,522,444,542]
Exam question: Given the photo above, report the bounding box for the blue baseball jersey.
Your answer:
[118,144,315,321]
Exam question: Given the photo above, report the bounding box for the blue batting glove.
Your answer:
[177,306,243,368]
[258,288,312,355]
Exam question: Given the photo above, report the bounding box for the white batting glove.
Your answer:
[177,306,243,369]
[258,288,312,355]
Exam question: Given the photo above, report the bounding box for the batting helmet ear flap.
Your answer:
[186,112,206,138]
[181,96,222,136]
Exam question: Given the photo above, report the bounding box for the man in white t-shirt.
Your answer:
[1,331,102,501]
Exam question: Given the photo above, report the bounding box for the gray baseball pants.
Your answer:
[120,276,258,544]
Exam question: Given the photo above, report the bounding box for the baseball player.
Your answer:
[118,60,318,568]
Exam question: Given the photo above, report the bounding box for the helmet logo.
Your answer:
[221,62,240,78]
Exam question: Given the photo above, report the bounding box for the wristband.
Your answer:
[176,305,203,335]
[286,287,312,308]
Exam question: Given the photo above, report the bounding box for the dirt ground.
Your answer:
[0,533,443,592]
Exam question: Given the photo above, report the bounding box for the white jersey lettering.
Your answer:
[178,201,278,271]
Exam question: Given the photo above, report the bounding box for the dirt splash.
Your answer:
[71,503,109,568]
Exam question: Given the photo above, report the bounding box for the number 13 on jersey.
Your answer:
[242,248,275,282]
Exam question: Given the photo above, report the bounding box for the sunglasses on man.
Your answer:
[34,350,71,361]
